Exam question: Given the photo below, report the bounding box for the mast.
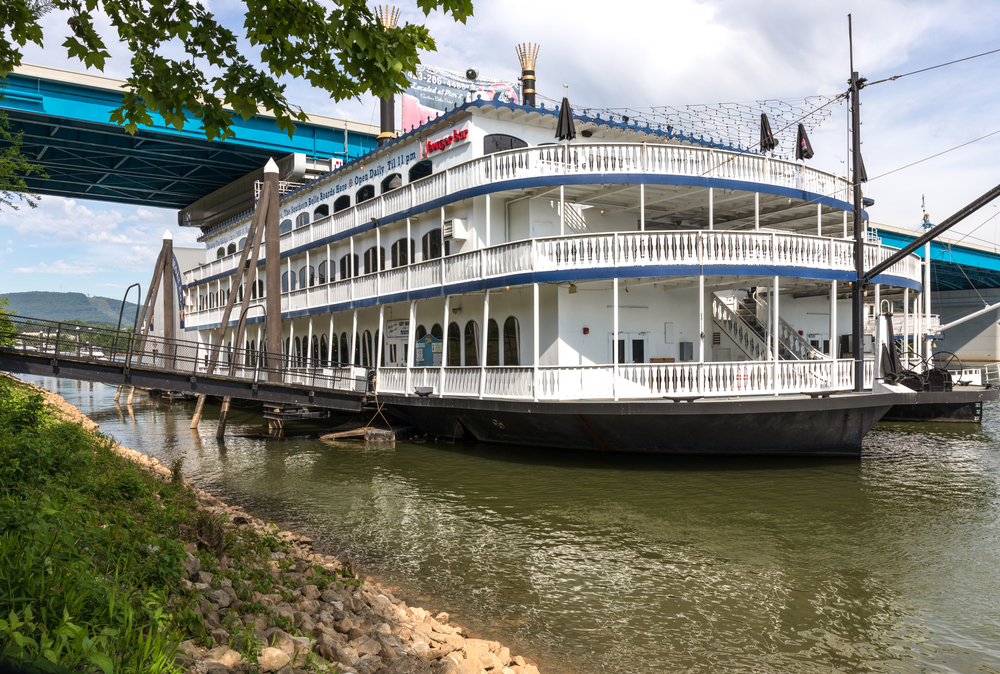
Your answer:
[849,15,867,392]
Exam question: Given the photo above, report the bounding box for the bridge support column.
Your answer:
[190,395,206,429]
[216,397,231,440]
[265,159,283,367]
[161,231,175,367]
[114,385,122,402]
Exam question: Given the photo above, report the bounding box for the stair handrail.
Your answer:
[753,295,826,360]
[711,294,770,361]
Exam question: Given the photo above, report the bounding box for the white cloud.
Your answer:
[12,260,109,276]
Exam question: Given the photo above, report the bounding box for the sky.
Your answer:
[2,0,1000,297]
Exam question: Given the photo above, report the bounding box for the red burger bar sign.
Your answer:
[424,122,471,156]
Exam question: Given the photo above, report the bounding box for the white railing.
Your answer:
[484,367,533,398]
[376,367,407,394]
[754,294,826,360]
[443,367,480,396]
[192,142,852,284]
[185,230,924,330]
[409,367,439,394]
[865,313,941,336]
[711,294,769,361]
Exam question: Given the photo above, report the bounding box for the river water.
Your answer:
[26,376,1000,674]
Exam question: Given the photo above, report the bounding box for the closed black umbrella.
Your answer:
[796,123,815,160]
[760,113,778,152]
[556,97,576,141]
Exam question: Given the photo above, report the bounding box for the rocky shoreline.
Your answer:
[15,376,542,674]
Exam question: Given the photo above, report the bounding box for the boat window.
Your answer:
[340,254,359,279]
[354,332,362,366]
[381,173,402,193]
[447,322,461,366]
[363,246,385,274]
[251,279,263,299]
[334,195,351,213]
[464,320,480,366]
[284,337,290,367]
[280,219,292,234]
[375,329,384,366]
[431,323,443,340]
[391,238,415,268]
[281,272,289,293]
[227,243,237,255]
[312,335,320,364]
[362,330,373,367]
[295,337,302,367]
[314,204,330,219]
[356,185,375,203]
[487,319,499,366]
[216,247,225,259]
[409,160,433,182]
[503,316,520,366]
[318,261,327,284]
[296,212,310,229]
[298,265,316,287]
[320,334,328,366]
[237,286,244,302]
[238,237,247,251]
[484,134,528,155]
[340,333,349,365]
[422,230,442,261]
[415,325,427,341]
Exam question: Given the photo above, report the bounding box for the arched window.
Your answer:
[484,134,528,155]
[422,230,442,261]
[318,260,327,284]
[464,320,480,366]
[330,332,339,364]
[280,219,292,234]
[415,325,427,341]
[281,272,289,293]
[431,323,443,340]
[409,160,432,182]
[311,335,320,365]
[447,322,461,366]
[238,237,247,251]
[381,173,402,193]
[362,330,373,367]
[340,332,349,365]
[354,332,361,366]
[250,279,264,299]
[363,246,385,274]
[314,204,329,219]
[356,185,375,203]
[487,318,499,366]
[244,340,251,366]
[298,265,315,287]
[320,334,328,366]
[237,286,244,302]
[334,195,350,213]
[296,212,310,229]
[503,317,520,365]
[340,254,359,279]
[284,337,291,368]
[391,238,415,268]
[250,340,256,367]
[216,247,225,259]
[227,242,237,255]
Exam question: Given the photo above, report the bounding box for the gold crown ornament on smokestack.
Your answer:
[516,42,539,107]
[376,5,400,147]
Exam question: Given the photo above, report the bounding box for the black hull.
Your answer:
[382,393,901,456]
[881,388,995,423]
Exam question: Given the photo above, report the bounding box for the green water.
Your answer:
[29,377,1000,673]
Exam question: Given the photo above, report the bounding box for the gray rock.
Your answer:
[352,655,383,674]
[198,570,214,585]
[183,554,201,579]
[209,628,229,645]
[347,627,365,641]
[300,584,320,600]
[259,647,291,672]
[194,660,236,674]
[259,627,295,654]
[208,589,232,609]
[351,636,382,657]
[335,617,355,634]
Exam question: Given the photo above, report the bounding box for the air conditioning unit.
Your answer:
[443,218,468,241]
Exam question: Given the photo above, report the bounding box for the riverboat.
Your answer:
[177,84,996,454]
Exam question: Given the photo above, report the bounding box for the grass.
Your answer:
[0,377,305,672]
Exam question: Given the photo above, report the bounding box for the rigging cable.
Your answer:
[864,46,1000,87]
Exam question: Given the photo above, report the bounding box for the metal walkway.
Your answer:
[0,315,371,411]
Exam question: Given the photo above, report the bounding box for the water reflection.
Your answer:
[25,376,1000,674]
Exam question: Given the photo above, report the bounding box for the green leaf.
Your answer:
[89,652,114,674]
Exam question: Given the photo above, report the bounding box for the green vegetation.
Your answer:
[0,376,322,672]
[0,104,46,211]
[1,0,473,141]
[2,292,137,326]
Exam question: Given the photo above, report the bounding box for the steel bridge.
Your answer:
[874,223,1000,292]
[0,315,370,411]
[1,63,379,210]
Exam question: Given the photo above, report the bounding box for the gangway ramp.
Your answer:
[0,315,371,411]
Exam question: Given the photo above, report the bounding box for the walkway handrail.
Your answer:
[0,314,373,394]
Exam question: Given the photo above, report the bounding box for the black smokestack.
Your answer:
[516,43,539,107]
[377,6,400,147]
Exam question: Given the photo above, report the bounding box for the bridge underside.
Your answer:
[0,351,367,412]
[7,110,287,209]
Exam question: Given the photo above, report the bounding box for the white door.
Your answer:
[609,333,648,363]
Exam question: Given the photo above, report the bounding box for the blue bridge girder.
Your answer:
[875,224,1000,293]
[1,63,379,210]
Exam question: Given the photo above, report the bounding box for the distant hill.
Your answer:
[1,292,140,327]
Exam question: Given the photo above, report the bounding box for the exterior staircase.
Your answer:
[712,292,826,361]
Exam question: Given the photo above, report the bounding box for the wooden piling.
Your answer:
[190,394,206,429]
[216,396,231,439]
[126,386,135,405]
[114,385,123,402]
